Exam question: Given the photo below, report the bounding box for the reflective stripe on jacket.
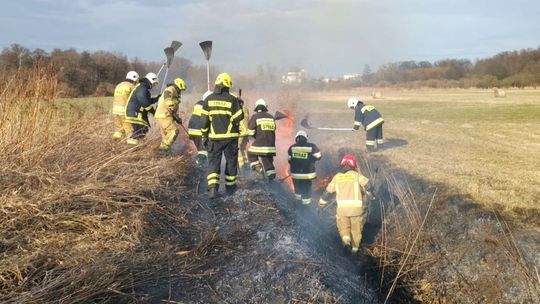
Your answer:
[188,100,204,137]
[112,80,135,115]
[288,141,321,180]
[326,170,369,216]
[200,88,244,140]
[247,112,276,156]
[155,85,180,119]
[125,80,158,127]
[354,104,384,131]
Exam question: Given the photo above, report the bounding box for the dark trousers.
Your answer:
[366,123,383,147]
[190,135,208,161]
[292,179,313,204]
[131,124,149,140]
[207,139,238,189]
[248,153,276,180]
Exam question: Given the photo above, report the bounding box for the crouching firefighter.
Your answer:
[201,73,244,198]
[348,97,384,152]
[154,78,187,151]
[112,71,139,140]
[124,73,160,145]
[319,154,370,255]
[188,91,212,164]
[247,99,277,181]
[288,130,322,205]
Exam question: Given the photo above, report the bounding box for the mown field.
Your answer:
[300,88,540,217]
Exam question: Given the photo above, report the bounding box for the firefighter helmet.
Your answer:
[295,130,308,141]
[215,72,232,88]
[339,154,358,170]
[174,78,186,91]
[203,90,212,100]
[145,72,159,86]
[347,97,359,109]
[126,71,139,81]
[255,99,266,107]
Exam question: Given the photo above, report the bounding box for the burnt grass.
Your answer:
[131,150,539,303]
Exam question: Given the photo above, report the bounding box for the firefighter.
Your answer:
[237,97,250,171]
[247,99,277,181]
[319,154,370,255]
[288,130,322,205]
[188,90,212,164]
[124,72,160,145]
[201,73,244,198]
[348,97,384,152]
[154,78,186,151]
[112,71,139,140]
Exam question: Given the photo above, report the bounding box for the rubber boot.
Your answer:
[226,185,237,196]
[378,144,384,151]
[365,145,375,153]
[208,186,217,199]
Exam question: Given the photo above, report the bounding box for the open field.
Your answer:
[301,88,540,216]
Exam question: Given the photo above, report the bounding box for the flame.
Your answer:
[275,109,295,190]
[315,176,331,191]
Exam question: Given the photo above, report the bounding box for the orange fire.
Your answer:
[275,109,295,191]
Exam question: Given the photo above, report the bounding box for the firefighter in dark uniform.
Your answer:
[188,91,212,164]
[247,99,277,181]
[200,73,244,198]
[288,130,322,205]
[348,97,384,152]
[124,72,160,145]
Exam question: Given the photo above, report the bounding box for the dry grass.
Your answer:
[0,64,206,303]
[299,88,540,215]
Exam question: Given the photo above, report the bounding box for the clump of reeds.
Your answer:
[0,63,201,303]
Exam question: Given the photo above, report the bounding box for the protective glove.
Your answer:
[202,137,209,149]
[172,113,182,124]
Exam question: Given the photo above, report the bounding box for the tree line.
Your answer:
[361,48,540,88]
[2,44,540,96]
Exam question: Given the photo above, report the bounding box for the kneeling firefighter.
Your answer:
[188,90,213,164]
[319,154,370,254]
[154,78,187,151]
[288,130,322,205]
[112,71,139,140]
[247,99,277,181]
[201,73,244,198]
[124,73,160,145]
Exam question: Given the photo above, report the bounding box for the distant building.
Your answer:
[343,73,361,80]
[282,69,306,84]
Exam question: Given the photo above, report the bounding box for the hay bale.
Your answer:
[493,88,506,98]
[371,91,383,99]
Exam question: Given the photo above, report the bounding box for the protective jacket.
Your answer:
[112,80,135,115]
[125,79,158,127]
[247,111,276,156]
[155,84,181,119]
[200,86,244,140]
[288,140,321,180]
[239,105,250,137]
[188,100,204,137]
[354,104,384,131]
[323,170,369,217]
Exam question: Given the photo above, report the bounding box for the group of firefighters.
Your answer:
[111,70,384,255]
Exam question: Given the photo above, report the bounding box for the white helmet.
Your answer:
[347,97,359,109]
[295,130,308,140]
[255,98,267,107]
[145,72,159,85]
[202,90,212,100]
[126,71,139,82]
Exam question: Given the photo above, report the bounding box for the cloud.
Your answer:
[1,0,539,76]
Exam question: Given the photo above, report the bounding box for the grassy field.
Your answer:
[299,88,540,216]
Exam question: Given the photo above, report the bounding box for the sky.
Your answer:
[1,0,539,77]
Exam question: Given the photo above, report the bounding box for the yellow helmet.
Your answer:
[215,72,232,88]
[173,78,186,91]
